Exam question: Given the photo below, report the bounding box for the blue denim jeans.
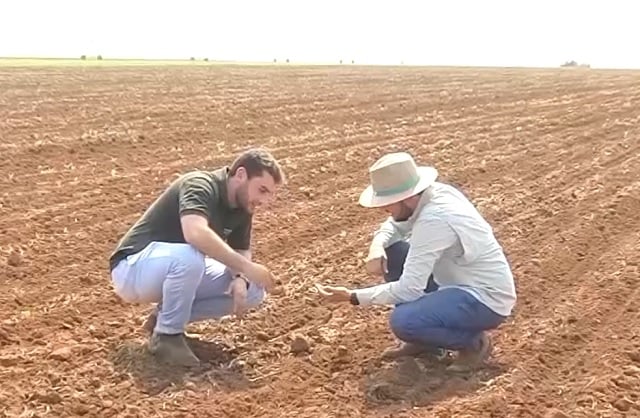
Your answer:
[384,241,507,351]
[111,241,265,334]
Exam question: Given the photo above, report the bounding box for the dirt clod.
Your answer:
[7,252,22,267]
[613,398,634,412]
[290,335,311,354]
[0,356,19,367]
[544,409,570,418]
[50,347,73,361]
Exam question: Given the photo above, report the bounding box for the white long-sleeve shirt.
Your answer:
[354,182,517,317]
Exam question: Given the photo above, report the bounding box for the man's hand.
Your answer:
[227,275,249,318]
[364,245,388,277]
[315,284,352,303]
[244,262,275,292]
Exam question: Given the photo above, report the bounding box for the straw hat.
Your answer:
[358,152,438,208]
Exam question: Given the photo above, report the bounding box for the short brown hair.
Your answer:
[229,148,285,184]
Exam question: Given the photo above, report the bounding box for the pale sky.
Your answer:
[1,0,638,68]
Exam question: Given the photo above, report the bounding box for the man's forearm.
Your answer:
[368,218,408,255]
[236,249,252,262]
[187,227,251,273]
[230,250,252,276]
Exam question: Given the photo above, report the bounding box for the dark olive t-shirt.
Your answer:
[109,167,251,271]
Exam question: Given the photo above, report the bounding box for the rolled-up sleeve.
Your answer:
[370,217,412,249]
[354,215,458,306]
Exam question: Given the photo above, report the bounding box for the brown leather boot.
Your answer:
[447,332,493,372]
[148,332,200,367]
[381,342,444,360]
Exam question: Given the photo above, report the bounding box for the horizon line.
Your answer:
[2,56,638,70]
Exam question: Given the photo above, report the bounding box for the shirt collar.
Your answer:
[216,166,234,209]
[407,186,434,223]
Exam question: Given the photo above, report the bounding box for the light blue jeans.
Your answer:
[110,241,265,334]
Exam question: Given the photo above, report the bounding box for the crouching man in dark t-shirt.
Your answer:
[109,148,285,366]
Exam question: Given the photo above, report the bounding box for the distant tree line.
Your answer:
[76,55,368,64]
[561,60,590,68]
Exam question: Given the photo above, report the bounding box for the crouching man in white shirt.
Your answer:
[317,152,517,372]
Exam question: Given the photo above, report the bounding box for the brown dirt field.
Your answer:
[1,64,639,418]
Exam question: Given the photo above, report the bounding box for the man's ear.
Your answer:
[235,166,248,181]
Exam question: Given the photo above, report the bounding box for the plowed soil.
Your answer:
[1,65,639,418]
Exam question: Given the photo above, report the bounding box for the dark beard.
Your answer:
[393,201,414,222]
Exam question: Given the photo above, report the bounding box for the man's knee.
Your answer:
[245,286,266,309]
[389,298,444,342]
[384,240,410,283]
[389,304,420,341]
